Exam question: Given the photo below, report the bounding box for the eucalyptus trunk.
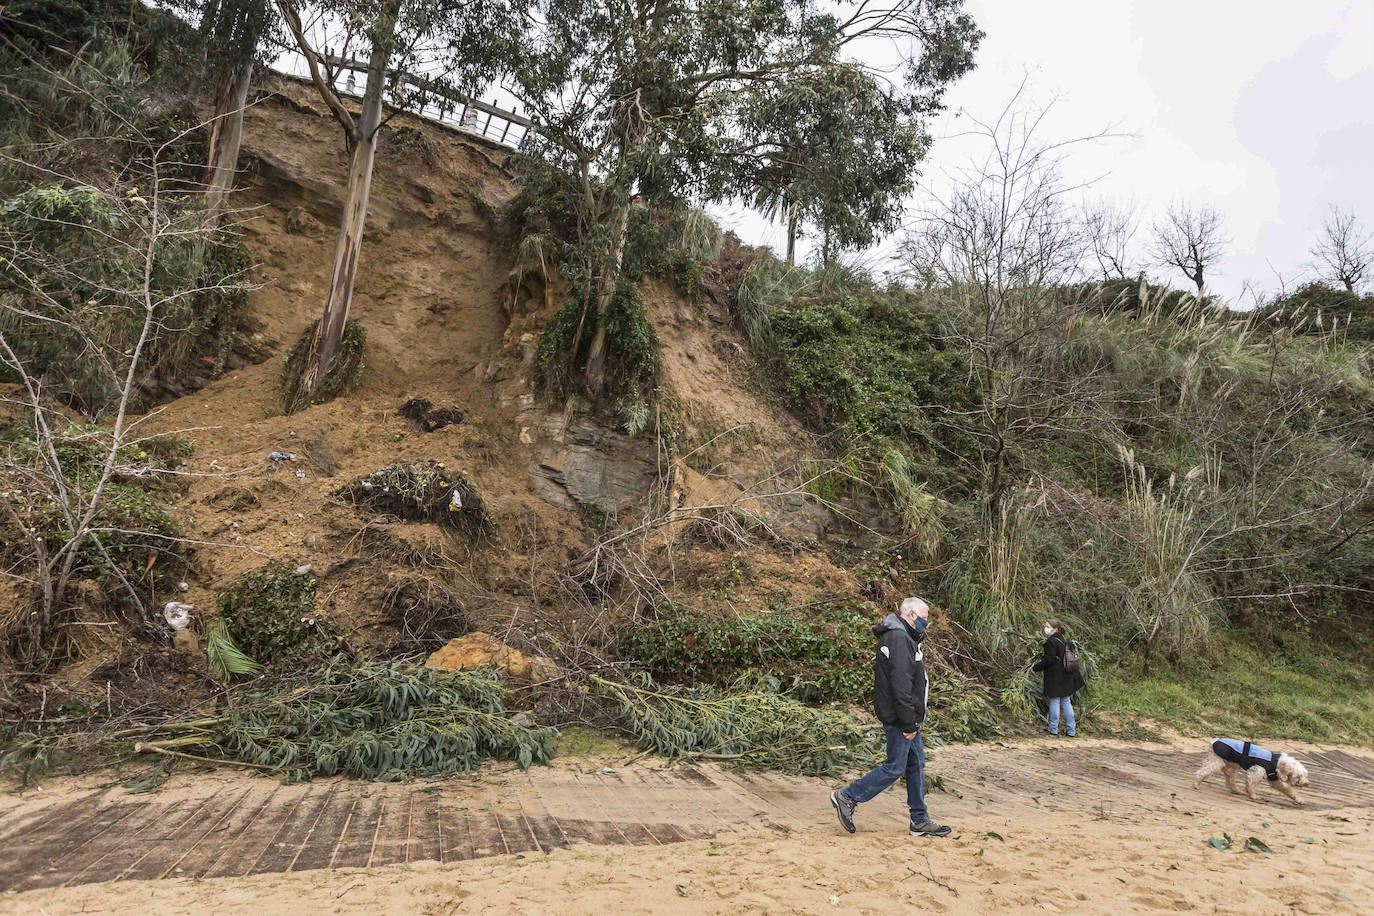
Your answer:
[203,60,252,224]
[786,202,798,267]
[582,200,632,398]
[300,1,397,397]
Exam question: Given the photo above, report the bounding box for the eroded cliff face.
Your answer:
[7,73,854,714]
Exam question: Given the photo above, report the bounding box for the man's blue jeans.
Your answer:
[1047,695,1076,736]
[841,724,928,823]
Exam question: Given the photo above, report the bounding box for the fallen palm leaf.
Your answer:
[206,618,261,681]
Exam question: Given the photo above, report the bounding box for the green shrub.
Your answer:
[1068,277,1211,318]
[0,0,124,54]
[0,423,192,662]
[513,161,716,412]
[279,319,366,414]
[926,669,1004,744]
[1001,636,1100,724]
[622,206,715,300]
[217,564,343,670]
[533,281,659,416]
[768,289,977,470]
[1258,281,1374,342]
[0,183,249,417]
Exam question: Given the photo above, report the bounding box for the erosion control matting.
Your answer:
[1,743,1371,893]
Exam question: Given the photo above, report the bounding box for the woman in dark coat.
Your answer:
[1032,619,1085,736]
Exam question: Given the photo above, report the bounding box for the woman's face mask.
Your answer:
[1043,626,1054,637]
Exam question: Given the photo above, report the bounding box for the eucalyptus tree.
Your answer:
[275,0,525,408]
[179,0,279,222]
[513,0,980,396]
[727,62,937,267]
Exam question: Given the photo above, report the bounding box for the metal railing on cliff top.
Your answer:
[271,51,534,150]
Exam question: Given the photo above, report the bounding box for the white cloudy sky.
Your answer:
[710,0,1374,306]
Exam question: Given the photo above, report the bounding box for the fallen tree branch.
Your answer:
[134,741,280,771]
[906,856,958,897]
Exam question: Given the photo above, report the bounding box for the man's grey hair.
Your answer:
[900,597,929,616]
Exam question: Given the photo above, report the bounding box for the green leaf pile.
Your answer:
[145,663,554,780]
[593,675,882,776]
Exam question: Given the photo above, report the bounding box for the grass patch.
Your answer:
[552,726,636,758]
[1092,637,1374,745]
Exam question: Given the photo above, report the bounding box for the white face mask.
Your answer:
[1043,626,1054,637]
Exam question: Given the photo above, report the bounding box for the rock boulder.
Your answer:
[424,632,558,683]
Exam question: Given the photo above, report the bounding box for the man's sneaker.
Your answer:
[910,819,952,837]
[830,790,856,834]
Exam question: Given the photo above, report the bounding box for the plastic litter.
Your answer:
[295,564,313,576]
[267,451,294,462]
[163,601,194,630]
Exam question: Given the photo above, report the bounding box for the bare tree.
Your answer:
[1150,202,1226,295]
[903,84,1103,512]
[0,93,250,663]
[1310,206,1371,293]
[1082,196,1139,281]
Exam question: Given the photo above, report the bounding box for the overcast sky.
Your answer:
[710,0,1374,306]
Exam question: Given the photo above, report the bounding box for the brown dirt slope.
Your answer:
[49,74,856,706]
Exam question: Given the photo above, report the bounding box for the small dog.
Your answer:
[1193,738,1309,805]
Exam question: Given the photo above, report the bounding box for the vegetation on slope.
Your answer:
[4,0,1374,793]
[725,250,1374,741]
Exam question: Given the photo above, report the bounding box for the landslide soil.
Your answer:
[21,75,851,714]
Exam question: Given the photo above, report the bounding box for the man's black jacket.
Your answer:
[871,613,929,733]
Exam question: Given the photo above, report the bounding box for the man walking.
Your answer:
[830,596,951,837]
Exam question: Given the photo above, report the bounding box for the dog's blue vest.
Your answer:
[1213,738,1280,781]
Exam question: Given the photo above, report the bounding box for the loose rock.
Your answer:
[424,632,559,684]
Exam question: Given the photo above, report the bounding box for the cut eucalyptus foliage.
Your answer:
[592,675,883,777]
[206,618,261,681]
[142,663,555,781]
